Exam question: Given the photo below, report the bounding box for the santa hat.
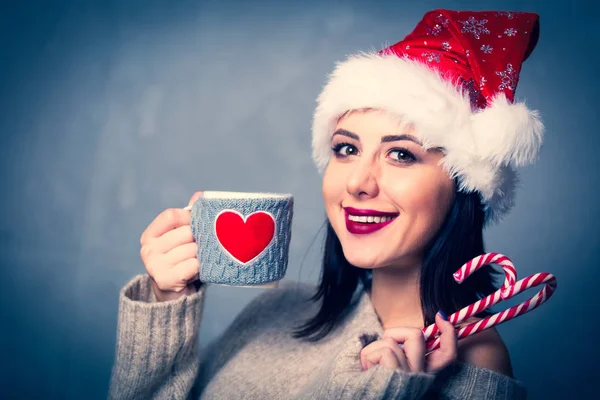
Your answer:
[312,10,543,225]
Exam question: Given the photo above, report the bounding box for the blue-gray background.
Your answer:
[0,0,597,398]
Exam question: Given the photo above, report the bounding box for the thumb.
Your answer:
[436,311,457,352]
[186,191,204,209]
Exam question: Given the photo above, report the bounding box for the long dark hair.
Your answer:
[293,187,502,342]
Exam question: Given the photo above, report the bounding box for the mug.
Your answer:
[189,191,293,287]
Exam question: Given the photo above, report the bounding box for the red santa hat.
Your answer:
[312,9,543,225]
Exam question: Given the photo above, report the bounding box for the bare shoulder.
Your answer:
[456,318,515,378]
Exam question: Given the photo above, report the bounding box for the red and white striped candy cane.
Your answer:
[422,253,517,342]
[425,272,557,352]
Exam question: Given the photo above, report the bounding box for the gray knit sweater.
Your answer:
[109,275,527,399]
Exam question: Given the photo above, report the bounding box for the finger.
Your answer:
[363,348,400,371]
[172,257,201,287]
[362,339,408,371]
[151,258,200,292]
[362,339,407,368]
[436,312,458,357]
[186,191,204,208]
[382,328,425,372]
[150,225,194,254]
[141,208,192,244]
[164,242,198,267]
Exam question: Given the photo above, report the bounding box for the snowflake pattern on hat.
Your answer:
[479,76,487,90]
[460,16,490,39]
[460,78,487,108]
[426,24,443,36]
[496,11,515,19]
[382,9,539,109]
[422,52,441,63]
[313,9,544,225]
[481,45,493,54]
[496,64,518,91]
[436,13,450,27]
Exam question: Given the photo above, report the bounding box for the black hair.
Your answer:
[293,187,502,342]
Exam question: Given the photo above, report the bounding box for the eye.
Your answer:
[387,148,417,163]
[332,142,358,157]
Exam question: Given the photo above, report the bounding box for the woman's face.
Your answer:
[322,109,456,270]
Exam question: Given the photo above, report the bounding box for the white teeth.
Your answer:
[348,214,396,223]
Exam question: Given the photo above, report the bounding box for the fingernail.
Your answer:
[183,205,192,211]
[438,310,448,321]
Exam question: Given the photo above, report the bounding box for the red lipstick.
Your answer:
[343,207,398,235]
[344,207,399,217]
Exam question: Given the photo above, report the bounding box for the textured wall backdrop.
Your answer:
[1,0,597,398]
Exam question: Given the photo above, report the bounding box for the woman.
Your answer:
[110,9,542,399]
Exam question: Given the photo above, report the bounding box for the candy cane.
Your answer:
[422,253,517,342]
[425,272,557,352]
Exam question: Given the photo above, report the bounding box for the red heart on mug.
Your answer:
[215,210,276,264]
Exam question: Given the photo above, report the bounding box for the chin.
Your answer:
[341,249,387,269]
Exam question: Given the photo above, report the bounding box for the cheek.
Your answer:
[322,164,343,206]
[382,173,428,210]
[384,171,453,220]
[419,182,455,232]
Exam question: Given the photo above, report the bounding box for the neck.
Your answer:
[369,263,424,330]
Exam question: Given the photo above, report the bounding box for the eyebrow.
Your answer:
[381,134,423,146]
[332,129,423,146]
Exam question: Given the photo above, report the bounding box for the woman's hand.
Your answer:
[139,191,204,302]
[360,312,457,373]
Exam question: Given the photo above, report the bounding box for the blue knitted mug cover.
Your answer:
[190,192,293,286]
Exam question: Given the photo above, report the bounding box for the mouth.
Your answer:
[343,206,399,234]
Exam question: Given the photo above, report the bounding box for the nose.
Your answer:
[346,159,379,198]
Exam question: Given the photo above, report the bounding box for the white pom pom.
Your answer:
[470,93,544,167]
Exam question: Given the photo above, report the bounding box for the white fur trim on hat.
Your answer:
[312,53,543,225]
